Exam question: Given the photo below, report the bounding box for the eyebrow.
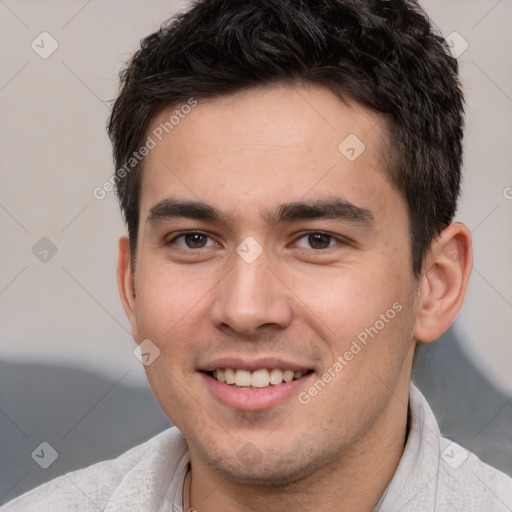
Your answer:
[148,199,226,224]
[266,198,374,227]
[147,197,374,228]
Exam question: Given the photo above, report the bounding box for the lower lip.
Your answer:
[201,372,314,411]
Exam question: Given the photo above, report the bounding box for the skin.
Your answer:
[118,84,472,511]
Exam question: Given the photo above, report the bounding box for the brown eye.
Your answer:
[292,232,343,250]
[170,232,217,249]
[307,233,333,249]
[184,233,208,248]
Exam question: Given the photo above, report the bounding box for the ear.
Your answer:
[117,236,140,341]
[413,223,472,342]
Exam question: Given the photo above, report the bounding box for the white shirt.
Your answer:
[3,383,512,511]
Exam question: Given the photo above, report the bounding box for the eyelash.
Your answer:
[167,231,345,251]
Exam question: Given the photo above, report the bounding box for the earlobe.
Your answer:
[413,223,472,342]
[117,236,139,340]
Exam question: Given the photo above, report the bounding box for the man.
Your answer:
[4,0,512,510]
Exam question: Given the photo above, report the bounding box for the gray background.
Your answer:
[0,0,511,504]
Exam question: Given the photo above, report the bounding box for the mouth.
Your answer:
[200,362,316,411]
[198,357,317,410]
[206,368,314,389]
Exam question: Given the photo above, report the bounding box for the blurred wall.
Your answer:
[1,0,511,393]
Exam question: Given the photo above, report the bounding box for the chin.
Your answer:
[198,440,334,487]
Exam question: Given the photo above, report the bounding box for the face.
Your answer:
[122,84,421,485]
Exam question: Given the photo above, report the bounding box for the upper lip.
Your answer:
[199,356,315,373]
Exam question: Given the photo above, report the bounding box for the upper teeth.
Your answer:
[213,368,304,388]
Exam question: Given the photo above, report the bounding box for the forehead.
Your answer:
[139,84,400,225]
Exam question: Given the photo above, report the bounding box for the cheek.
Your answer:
[133,259,214,339]
[285,261,407,343]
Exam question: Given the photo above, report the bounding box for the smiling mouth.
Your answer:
[206,368,314,388]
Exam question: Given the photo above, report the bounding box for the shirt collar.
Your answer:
[375,382,442,511]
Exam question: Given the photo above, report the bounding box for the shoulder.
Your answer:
[1,427,188,512]
[436,437,512,511]
[390,384,512,511]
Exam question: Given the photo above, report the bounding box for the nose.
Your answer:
[209,251,293,337]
